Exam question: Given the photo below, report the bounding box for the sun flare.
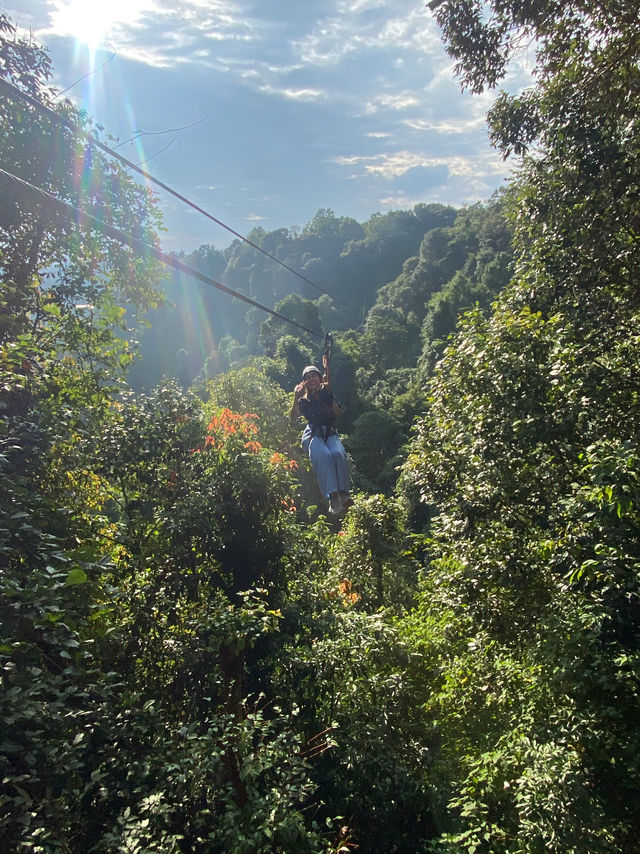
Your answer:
[51,0,154,50]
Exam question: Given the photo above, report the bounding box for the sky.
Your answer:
[6,0,528,253]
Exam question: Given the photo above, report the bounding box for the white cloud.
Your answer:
[5,0,51,29]
[21,0,455,117]
[292,4,441,68]
[402,116,487,134]
[30,0,263,68]
[336,0,387,13]
[334,149,504,180]
[256,83,326,102]
[11,0,517,245]
[365,92,421,113]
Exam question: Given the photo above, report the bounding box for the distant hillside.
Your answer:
[128,204,458,390]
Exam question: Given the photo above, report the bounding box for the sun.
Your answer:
[51,0,152,50]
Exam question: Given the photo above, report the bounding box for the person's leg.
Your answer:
[325,434,350,494]
[308,436,339,499]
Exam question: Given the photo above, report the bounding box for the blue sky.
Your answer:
[6,0,527,252]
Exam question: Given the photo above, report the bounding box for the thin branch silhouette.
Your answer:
[54,49,117,99]
[136,137,180,166]
[112,115,208,150]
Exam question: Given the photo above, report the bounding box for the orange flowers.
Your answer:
[207,408,258,436]
[269,452,299,470]
[193,410,299,481]
[205,408,260,451]
[338,578,360,604]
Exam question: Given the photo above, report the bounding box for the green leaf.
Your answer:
[65,568,88,586]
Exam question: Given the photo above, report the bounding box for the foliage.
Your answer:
[402,287,640,847]
[9,0,640,850]
[0,21,333,851]
[326,494,421,612]
[259,294,323,357]
[343,411,406,494]
[205,363,298,456]
[0,14,165,850]
[268,334,316,390]
[397,2,640,849]
[271,604,434,853]
[344,199,513,493]
[130,204,460,389]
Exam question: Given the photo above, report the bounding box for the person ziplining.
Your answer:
[2,165,357,520]
[290,350,354,516]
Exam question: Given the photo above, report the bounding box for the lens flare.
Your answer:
[51,0,153,51]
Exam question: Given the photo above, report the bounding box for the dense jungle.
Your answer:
[2,1,640,851]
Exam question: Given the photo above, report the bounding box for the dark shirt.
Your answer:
[298,387,335,428]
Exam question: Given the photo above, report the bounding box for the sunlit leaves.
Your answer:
[402,5,640,845]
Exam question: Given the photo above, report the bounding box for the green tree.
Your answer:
[258,293,323,356]
[268,334,315,391]
[357,308,415,374]
[397,1,640,849]
[367,199,513,377]
[344,410,406,494]
[270,510,432,852]
[0,14,165,849]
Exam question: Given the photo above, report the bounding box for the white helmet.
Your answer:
[302,365,322,378]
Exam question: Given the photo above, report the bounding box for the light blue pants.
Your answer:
[302,427,350,499]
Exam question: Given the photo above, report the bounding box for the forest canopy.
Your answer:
[2,1,640,851]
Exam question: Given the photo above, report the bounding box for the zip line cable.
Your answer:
[0,167,326,342]
[0,77,345,307]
